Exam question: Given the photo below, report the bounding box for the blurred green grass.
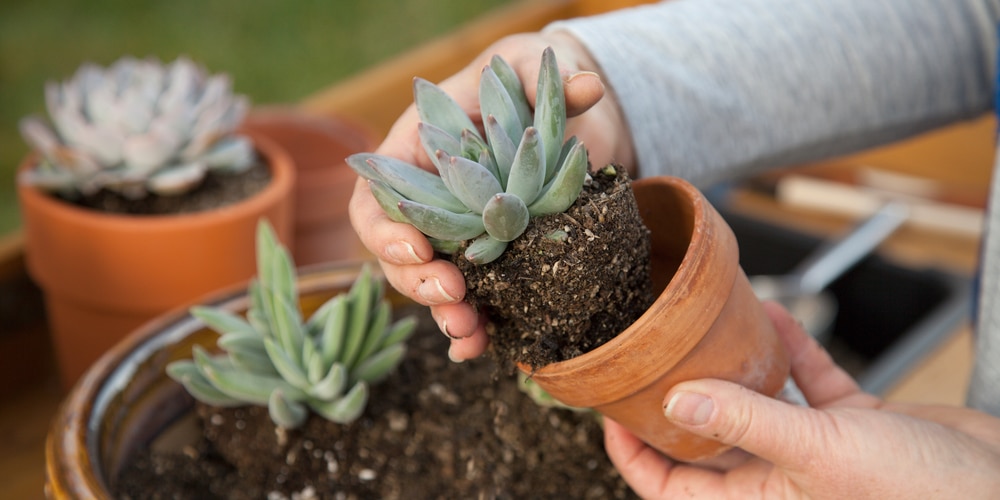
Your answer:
[0,0,515,235]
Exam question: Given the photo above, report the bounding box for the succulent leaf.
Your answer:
[354,344,407,384]
[534,47,567,179]
[355,154,468,214]
[489,55,532,129]
[483,115,516,187]
[167,361,244,407]
[479,65,522,146]
[302,336,325,384]
[195,346,307,404]
[317,295,349,366]
[418,123,462,173]
[504,127,545,203]
[464,234,508,265]
[442,155,503,213]
[397,200,487,241]
[381,315,417,346]
[355,301,391,367]
[218,332,276,375]
[367,179,410,224]
[413,77,479,139]
[264,338,311,389]
[528,140,588,216]
[309,363,347,400]
[341,266,374,370]
[310,382,368,424]
[192,306,258,337]
[269,390,308,429]
[482,193,529,242]
[428,237,464,255]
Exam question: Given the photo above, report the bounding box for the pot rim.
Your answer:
[17,133,295,232]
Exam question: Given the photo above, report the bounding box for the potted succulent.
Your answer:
[48,222,635,498]
[16,55,294,389]
[241,107,379,266]
[347,47,791,462]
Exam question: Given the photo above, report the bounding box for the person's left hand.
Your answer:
[603,301,1000,499]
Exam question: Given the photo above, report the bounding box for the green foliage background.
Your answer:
[0,0,515,234]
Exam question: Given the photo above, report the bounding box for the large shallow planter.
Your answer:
[241,108,377,266]
[17,135,295,390]
[45,262,635,498]
[522,176,792,463]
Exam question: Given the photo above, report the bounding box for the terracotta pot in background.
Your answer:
[44,263,372,498]
[521,176,791,463]
[241,108,378,266]
[17,135,294,390]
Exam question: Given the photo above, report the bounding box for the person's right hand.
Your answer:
[603,301,1000,499]
[348,31,635,361]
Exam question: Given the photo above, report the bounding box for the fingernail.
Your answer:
[417,277,457,304]
[665,391,713,426]
[447,344,465,364]
[566,70,600,83]
[438,318,460,339]
[385,241,421,264]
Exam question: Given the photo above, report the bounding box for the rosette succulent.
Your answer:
[19,55,256,199]
[347,47,588,264]
[167,220,416,429]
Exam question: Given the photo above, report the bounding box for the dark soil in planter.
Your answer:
[454,165,654,372]
[115,306,637,499]
[57,161,271,215]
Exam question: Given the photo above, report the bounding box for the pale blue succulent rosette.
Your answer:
[19,56,256,199]
[347,47,590,265]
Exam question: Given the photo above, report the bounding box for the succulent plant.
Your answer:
[347,47,588,264]
[18,55,256,199]
[167,220,416,429]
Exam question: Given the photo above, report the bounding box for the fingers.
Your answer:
[761,301,877,409]
[348,177,434,266]
[603,418,675,498]
[663,378,824,469]
[447,316,490,362]
[563,71,605,116]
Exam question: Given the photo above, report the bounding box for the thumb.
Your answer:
[663,379,821,467]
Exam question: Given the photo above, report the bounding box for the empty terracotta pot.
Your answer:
[241,108,378,266]
[520,175,791,462]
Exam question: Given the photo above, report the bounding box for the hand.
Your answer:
[349,31,635,361]
[604,301,1000,499]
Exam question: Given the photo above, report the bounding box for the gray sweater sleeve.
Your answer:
[546,0,999,187]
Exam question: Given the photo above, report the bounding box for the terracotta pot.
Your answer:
[520,176,791,462]
[17,135,295,390]
[44,263,375,498]
[241,108,378,266]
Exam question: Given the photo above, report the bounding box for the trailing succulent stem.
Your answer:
[168,220,416,429]
[19,56,256,199]
[347,47,588,264]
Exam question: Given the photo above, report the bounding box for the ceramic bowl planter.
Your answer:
[44,263,360,498]
[45,262,634,498]
[17,135,294,390]
[521,175,792,463]
[241,108,378,266]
